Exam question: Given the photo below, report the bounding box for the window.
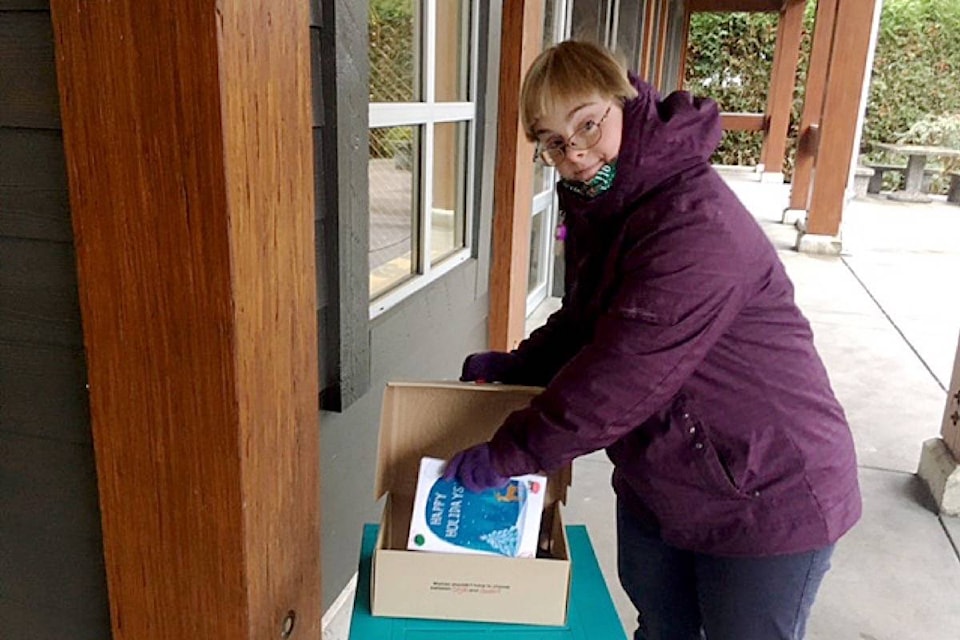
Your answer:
[368,0,476,317]
[527,0,571,315]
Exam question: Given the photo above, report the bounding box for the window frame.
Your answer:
[367,0,479,319]
[525,0,572,316]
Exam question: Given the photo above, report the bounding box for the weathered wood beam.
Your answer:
[49,2,321,638]
[943,336,960,459]
[721,112,768,131]
[653,0,671,89]
[806,0,881,236]
[759,0,806,177]
[689,0,783,12]
[489,0,543,351]
[789,0,839,211]
[640,0,658,80]
[676,4,693,91]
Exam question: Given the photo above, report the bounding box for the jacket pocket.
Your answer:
[695,435,748,499]
[677,401,751,500]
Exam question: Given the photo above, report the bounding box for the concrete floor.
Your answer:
[526,176,960,639]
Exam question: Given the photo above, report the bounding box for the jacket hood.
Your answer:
[560,74,722,220]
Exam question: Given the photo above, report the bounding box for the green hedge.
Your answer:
[865,0,960,150]
[684,0,960,183]
[684,11,791,170]
[369,0,415,159]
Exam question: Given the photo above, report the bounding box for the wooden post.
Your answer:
[759,0,806,179]
[653,0,671,89]
[918,331,960,516]
[788,0,839,211]
[943,335,960,459]
[489,0,543,351]
[639,1,658,81]
[677,3,693,91]
[805,0,880,236]
[49,2,321,638]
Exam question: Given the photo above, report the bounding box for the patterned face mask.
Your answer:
[562,161,617,198]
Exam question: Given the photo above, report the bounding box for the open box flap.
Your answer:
[374,381,571,505]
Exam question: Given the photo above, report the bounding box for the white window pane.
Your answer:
[533,160,545,194]
[528,210,546,294]
[370,126,419,299]
[431,122,467,264]
[370,0,419,103]
[435,0,470,102]
[543,0,558,49]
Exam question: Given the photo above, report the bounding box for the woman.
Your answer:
[443,40,861,640]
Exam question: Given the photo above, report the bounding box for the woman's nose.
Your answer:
[563,145,586,161]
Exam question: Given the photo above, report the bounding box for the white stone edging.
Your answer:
[322,573,358,640]
[918,438,960,517]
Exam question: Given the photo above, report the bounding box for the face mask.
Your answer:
[562,161,617,198]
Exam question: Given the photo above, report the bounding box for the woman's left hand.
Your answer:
[442,443,510,492]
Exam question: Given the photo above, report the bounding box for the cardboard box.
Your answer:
[371,381,573,626]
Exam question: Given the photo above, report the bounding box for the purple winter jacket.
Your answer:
[488,77,861,557]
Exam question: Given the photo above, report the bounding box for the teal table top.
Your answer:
[348,524,628,639]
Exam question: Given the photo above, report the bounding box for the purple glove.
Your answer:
[460,351,519,383]
[442,443,510,492]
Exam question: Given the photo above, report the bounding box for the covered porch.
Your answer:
[5,0,960,638]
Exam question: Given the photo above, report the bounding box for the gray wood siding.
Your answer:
[0,4,111,638]
[0,128,71,243]
[0,10,59,128]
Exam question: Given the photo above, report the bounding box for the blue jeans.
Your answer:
[616,501,834,640]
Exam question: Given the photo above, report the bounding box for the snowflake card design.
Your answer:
[407,457,547,558]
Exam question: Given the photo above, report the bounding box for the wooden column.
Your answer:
[759,0,806,179]
[943,335,960,459]
[788,0,839,211]
[489,0,543,351]
[639,1,658,80]
[653,0,671,89]
[806,0,880,236]
[49,2,321,639]
[677,4,693,91]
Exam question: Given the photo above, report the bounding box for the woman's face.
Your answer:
[533,92,624,182]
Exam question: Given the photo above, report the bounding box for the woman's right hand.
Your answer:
[460,351,520,383]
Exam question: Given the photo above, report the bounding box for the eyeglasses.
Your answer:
[533,105,612,167]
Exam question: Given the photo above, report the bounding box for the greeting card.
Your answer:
[407,457,547,558]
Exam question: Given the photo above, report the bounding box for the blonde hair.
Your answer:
[520,40,638,142]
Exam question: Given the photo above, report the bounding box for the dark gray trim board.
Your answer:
[313,0,371,411]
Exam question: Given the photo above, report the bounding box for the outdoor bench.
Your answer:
[854,166,875,198]
[864,162,938,194]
